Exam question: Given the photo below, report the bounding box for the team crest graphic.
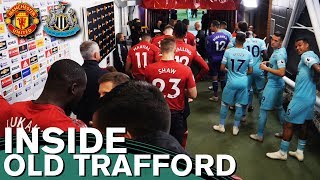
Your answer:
[44,2,80,37]
[5,3,39,37]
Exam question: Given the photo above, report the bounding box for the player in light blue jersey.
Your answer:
[213,32,253,135]
[242,32,268,120]
[250,31,287,142]
[219,21,233,41]
[267,37,320,161]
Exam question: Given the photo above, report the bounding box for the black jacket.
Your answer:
[113,43,128,72]
[74,60,108,125]
[135,131,189,155]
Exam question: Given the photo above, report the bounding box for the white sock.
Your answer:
[297,149,304,154]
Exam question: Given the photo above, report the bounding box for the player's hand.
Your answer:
[260,62,268,70]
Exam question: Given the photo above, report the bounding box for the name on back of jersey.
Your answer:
[158,68,177,75]
[232,52,245,57]
[212,35,228,41]
[133,45,150,51]
[176,47,191,55]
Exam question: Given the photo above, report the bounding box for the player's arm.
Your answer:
[247,54,254,74]
[193,51,209,82]
[247,67,253,74]
[220,63,227,72]
[205,37,212,56]
[154,47,161,62]
[312,63,320,73]
[261,50,269,61]
[260,54,286,77]
[125,54,132,76]
[186,69,197,99]
[187,87,197,99]
[220,51,229,72]
[260,62,286,77]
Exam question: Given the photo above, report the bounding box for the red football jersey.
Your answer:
[175,40,209,82]
[0,101,85,137]
[151,35,173,48]
[184,32,196,46]
[127,41,160,80]
[0,95,10,122]
[145,60,196,111]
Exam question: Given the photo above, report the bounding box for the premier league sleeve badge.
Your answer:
[43,2,80,37]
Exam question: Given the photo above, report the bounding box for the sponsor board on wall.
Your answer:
[30,55,38,65]
[8,47,18,58]
[18,38,27,45]
[0,0,71,103]
[36,38,44,48]
[1,75,12,88]
[0,59,9,69]
[11,55,19,64]
[7,38,17,48]
[0,40,7,51]
[0,66,10,78]
[13,81,23,92]
[19,44,28,54]
[2,86,13,99]
[12,71,22,83]
[0,50,8,61]
[21,59,30,69]
[45,49,52,58]
[10,63,21,73]
[28,41,36,50]
[31,63,39,74]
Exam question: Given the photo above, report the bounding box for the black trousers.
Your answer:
[170,110,185,145]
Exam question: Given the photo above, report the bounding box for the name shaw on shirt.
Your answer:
[133,44,150,52]
[175,47,191,55]
[158,67,177,75]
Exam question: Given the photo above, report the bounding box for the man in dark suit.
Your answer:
[74,41,108,125]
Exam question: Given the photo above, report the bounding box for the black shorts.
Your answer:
[170,110,185,145]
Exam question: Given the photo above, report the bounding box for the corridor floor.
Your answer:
[186,81,320,180]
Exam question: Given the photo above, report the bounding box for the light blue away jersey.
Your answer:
[267,47,287,87]
[219,29,232,42]
[244,38,267,67]
[222,48,253,87]
[293,51,320,101]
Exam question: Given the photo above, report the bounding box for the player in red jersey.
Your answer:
[151,25,174,48]
[0,60,87,137]
[182,19,196,47]
[0,95,11,121]
[125,33,160,80]
[145,37,197,144]
[173,22,209,82]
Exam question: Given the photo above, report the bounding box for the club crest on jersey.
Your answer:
[5,3,39,37]
[43,2,80,37]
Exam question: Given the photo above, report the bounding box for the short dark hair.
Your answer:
[182,19,189,26]
[220,21,227,26]
[116,33,123,43]
[174,21,187,39]
[95,81,171,137]
[238,21,248,32]
[98,72,130,87]
[295,36,310,45]
[236,32,246,44]
[164,25,174,31]
[274,31,285,41]
[211,20,220,27]
[46,59,87,91]
[141,33,151,40]
[161,37,176,53]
